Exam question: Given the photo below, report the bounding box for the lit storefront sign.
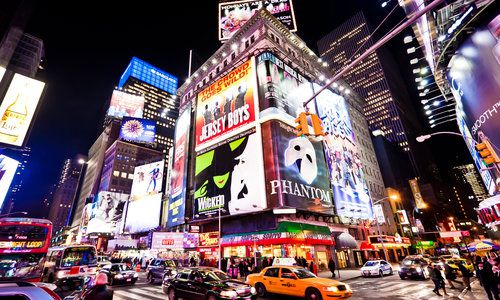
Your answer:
[199,232,219,247]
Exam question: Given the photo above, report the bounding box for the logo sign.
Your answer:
[409,178,426,209]
[199,232,219,247]
[190,225,200,233]
[151,232,184,249]
[119,117,156,144]
[396,210,410,225]
[195,58,257,150]
[0,73,45,147]
[107,90,145,119]
[218,0,297,41]
[272,257,297,266]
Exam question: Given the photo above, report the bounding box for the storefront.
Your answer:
[150,232,200,266]
[368,235,411,262]
[220,221,333,269]
[353,241,380,267]
[332,232,357,268]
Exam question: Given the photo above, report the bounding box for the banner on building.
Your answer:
[107,90,145,119]
[396,210,410,225]
[373,204,385,224]
[199,232,220,247]
[130,160,164,201]
[409,178,426,209]
[195,58,257,150]
[86,192,129,234]
[119,117,156,144]
[193,129,266,219]
[262,120,333,214]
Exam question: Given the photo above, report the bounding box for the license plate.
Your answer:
[126,278,131,282]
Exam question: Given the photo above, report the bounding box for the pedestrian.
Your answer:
[429,263,447,296]
[190,256,196,267]
[221,257,228,272]
[443,259,460,289]
[228,260,239,279]
[458,260,473,291]
[239,260,246,279]
[309,260,317,276]
[328,258,336,278]
[477,256,500,300]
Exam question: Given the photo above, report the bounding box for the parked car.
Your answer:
[398,256,430,280]
[163,267,257,300]
[99,263,138,285]
[146,258,178,284]
[0,281,61,299]
[246,265,352,299]
[360,260,393,277]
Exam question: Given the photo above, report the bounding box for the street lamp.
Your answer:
[0,211,28,218]
[372,195,399,261]
[416,131,479,144]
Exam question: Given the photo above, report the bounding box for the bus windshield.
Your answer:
[61,247,97,268]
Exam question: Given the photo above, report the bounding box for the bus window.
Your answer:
[61,247,97,268]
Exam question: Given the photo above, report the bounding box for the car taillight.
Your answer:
[40,286,62,300]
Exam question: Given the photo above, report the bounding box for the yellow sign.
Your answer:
[409,178,426,209]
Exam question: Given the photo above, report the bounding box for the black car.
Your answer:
[398,256,431,280]
[99,263,138,285]
[146,258,178,284]
[162,267,257,300]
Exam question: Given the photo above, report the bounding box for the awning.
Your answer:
[221,221,333,247]
[360,241,376,251]
[334,232,357,250]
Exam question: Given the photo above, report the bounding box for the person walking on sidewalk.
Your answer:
[443,259,461,289]
[477,256,500,300]
[328,258,336,278]
[429,263,447,296]
[458,260,473,291]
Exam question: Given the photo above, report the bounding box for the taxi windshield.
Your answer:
[292,268,316,279]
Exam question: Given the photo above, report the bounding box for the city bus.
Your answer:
[42,244,97,284]
[0,217,53,282]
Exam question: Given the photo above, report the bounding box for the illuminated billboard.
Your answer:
[0,155,18,209]
[195,58,257,150]
[256,51,315,122]
[448,15,500,194]
[107,90,145,119]
[125,160,165,233]
[193,129,266,219]
[314,86,373,219]
[218,0,297,41]
[118,56,178,95]
[167,104,191,227]
[261,120,333,214]
[119,117,156,144]
[86,192,129,234]
[0,67,5,82]
[0,73,45,147]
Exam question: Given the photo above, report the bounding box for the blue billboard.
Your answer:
[118,57,178,95]
[119,117,156,144]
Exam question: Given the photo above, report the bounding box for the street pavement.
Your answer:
[110,270,491,300]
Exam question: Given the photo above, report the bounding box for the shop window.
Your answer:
[264,268,279,278]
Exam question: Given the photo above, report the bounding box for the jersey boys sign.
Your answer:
[195,58,257,150]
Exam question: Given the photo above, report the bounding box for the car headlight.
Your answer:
[133,273,138,278]
[115,274,123,279]
[171,270,177,275]
[322,286,339,292]
[416,267,422,273]
[250,287,256,295]
[345,284,351,291]
[220,290,238,298]
[56,271,66,278]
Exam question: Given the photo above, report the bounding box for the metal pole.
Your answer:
[218,207,222,270]
[253,237,257,268]
[303,0,445,108]
[375,217,388,262]
[188,49,193,78]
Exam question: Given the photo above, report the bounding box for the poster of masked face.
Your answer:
[86,192,129,234]
[193,129,266,219]
[314,85,373,220]
[262,120,332,214]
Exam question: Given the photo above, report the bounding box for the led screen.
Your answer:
[129,160,165,201]
[119,117,156,144]
[118,57,178,95]
[123,193,162,233]
[107,90,145,119]
[86,192,129,234]
[0,155,18,209]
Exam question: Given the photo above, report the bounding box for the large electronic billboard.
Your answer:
[118,57,178,95]
[0,155,18,210]
[0,73,45,147]
[218,0,297,41]
[107,90,145,119]
[167,104,191,227]
[124,160,165,233]
[86,192,129,234]
[195,58,257,150]
[193,129,266,219]
[448,14,500,194]
[261,120,333,214]
[314,85,373,220]
[256,51,315,122]
[119,117,156,144]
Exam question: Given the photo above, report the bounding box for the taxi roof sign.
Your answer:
[272,257,297,266]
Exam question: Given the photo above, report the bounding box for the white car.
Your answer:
[0,282,61,299]
[361,260,393,277]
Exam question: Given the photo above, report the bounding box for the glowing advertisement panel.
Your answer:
[0,73,45,147]
[167,104,191,227]
[193,129,266,219]
[448,16,500,194]
[0,67,5,82]
[195,58,257,150]
[129,160,165,201]
[314,86,373,219]
[256,51,315,122]
[119,117,156,144]
[107,90,145,119]
[262,120,333,214]
[151,232,184,250]
[0,155,18,209]
[218,0,297,41]
[86,192,129,234]
[124,193,162,233]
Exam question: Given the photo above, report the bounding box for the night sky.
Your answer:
[14,0,467,216]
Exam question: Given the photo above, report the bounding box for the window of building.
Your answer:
[250,35,255,43]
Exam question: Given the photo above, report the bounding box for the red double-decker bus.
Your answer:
[0,217,52,282]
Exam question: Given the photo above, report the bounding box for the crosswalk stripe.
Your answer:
[113,291,138,300]
[114,288,165,300]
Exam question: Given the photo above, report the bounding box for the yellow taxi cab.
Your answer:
[246,265,353,300]
[445,258,474,273]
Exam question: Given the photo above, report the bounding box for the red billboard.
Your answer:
[195,58,257,150]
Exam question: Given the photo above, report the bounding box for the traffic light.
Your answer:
[295,112,309,136]
[475,140,500,166]
[310,113,326,136]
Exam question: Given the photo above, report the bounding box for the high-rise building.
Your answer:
[1,146,31,214]
[117,57,179,160]
[48,156,86,233]
[448,164,489,219]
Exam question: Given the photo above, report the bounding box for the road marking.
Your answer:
[114,288,165,300]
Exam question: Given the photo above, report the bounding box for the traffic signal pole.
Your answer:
[302,0,445,109]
